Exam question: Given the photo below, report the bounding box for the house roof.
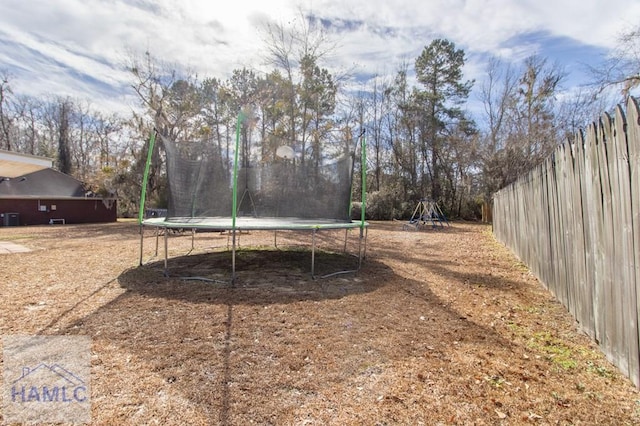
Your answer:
[0,160,49,178]
[0,150,52,178]
[0,168,88,199]
[0,150,116,200]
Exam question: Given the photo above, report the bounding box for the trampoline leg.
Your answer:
[311,229,317,278]
[364,228,369,259]
[155,227,159,256]
[364,227,369,260]
[139,224,144,266]
[358,226,368,271]
[232,229,237,284]
[343,228,348,253]
[164,228,169,276]
[357,227,363,270]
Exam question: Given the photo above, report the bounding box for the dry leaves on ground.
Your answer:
[1,220,639,425]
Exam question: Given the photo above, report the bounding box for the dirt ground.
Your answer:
[1,220,639,425]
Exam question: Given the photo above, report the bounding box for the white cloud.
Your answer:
[0,0,638,114]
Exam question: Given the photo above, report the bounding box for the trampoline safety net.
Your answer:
[160,129,354,222]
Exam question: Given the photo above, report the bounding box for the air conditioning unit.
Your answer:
[3,212,19,226]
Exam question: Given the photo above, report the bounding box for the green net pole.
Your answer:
[360,131,366,228]
[347,172,355,220]
[232,112,243,229]
[231,112,243,283]
[138,130,157,225]
[355,130,367,271]
[347,143,356,220]
[138,130,156,266]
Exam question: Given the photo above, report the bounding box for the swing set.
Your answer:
[403,198,449,230]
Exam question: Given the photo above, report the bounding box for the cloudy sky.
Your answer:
[1,0,639,117]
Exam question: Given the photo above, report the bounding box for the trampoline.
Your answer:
[138,110,368,282]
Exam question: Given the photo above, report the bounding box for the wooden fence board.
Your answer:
[600,112,622,370]
[581,124,599,340]
[536,164,550,285]
[589,120,607,348]
[569,140,585,321]
[530,170,539,271]
[625,97,640,387]
[614,104,637,382]
[543,159,556,289]
[565,142,578,317]
[545,154,560,295]
[572,132,590,331]
[557,144,571,307]
[553,153,564,300]
[545,153,559,297]
[539,162,551,286]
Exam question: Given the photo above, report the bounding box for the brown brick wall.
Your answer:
[0,198,117,226]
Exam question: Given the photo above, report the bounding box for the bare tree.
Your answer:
[556,88,607,141]
[260,9,337,160]
[478,58,519,197]
[386,62,419,192]
[0,71,15,150]
[480,58,518,154]
[479,55,565,192]
[515,56,564,161]
[127,50,185,135]
[589,24,640,99]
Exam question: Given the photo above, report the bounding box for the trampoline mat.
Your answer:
[142,216,366,231]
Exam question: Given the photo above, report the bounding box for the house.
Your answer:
[0,150,116,226]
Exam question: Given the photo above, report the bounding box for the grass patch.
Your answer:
[586,361,615,379]
[528,331,577,370]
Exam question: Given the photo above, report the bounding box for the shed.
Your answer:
[0,150,117,226]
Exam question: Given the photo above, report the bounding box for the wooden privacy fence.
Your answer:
[493,96,640,387]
